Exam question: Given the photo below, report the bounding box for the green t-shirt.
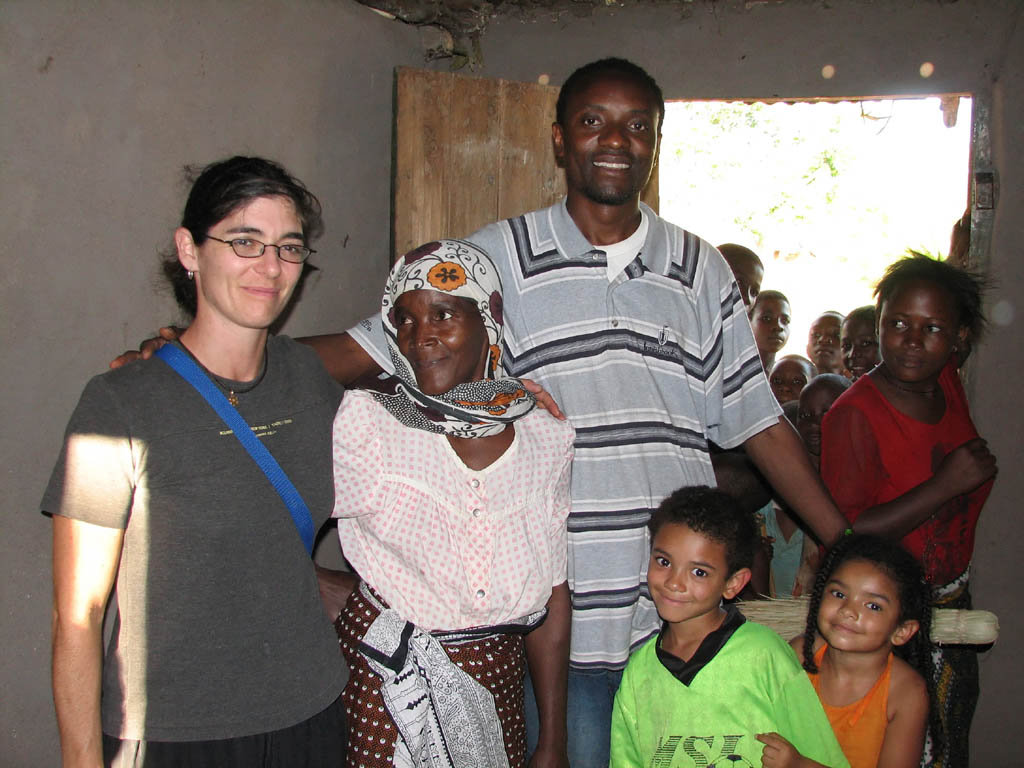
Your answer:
[610,618,849,767]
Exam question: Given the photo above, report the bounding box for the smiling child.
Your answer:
[609,486,848,767]
[840,305,880,380]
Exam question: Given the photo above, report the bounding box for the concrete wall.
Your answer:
[3,0,1021,765]
[972,9,1024,763]
[477,0,1015,99]
[0,1,420,764]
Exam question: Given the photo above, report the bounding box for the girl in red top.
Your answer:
[820,253,997,768]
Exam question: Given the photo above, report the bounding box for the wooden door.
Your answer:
[392,67,659,262]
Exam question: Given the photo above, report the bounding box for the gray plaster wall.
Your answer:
[477,0,1018,98]
[477,1,1023,763]
[1,1,420,764]
[972,10,1024,765]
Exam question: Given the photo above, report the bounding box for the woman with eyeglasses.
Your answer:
[44,156,349,767]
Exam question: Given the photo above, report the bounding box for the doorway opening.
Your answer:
[658,96,973,358]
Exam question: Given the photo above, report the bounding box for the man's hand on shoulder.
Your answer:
[109,326,182,369]
[522,378,565,420]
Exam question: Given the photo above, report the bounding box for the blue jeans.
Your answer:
[525,667,623,768]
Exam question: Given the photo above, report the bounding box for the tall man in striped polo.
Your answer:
[317,58,847,767]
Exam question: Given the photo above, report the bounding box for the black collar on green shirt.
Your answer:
[655,604,746,686]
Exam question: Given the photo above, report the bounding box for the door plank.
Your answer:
[393,67,659,263]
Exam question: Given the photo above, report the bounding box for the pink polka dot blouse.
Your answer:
[332,390,575,631]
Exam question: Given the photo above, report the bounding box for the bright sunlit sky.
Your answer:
[659,97,972,359]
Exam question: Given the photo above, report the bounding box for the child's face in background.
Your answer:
[648,523,746,630]
[878,279,963,387]
[797,382,843,457]
[817,559,918,654]
[769,358,814,404]
[841,316,880,379]
[750,297,791,356]
[806,314,843,375]
[725,256,764,308]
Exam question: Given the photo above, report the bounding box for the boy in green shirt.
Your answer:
[610,486,849,767]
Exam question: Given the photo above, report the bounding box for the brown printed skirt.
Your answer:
[334,586,527,768]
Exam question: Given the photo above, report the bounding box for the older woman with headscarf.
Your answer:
[331,240,574,768]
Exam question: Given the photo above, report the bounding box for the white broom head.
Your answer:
[737,596,999,646]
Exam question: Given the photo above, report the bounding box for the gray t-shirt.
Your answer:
[41,336,347,741]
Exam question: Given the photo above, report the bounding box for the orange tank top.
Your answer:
[807,644,892,768]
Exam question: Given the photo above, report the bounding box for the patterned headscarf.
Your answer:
[368,239,535,438]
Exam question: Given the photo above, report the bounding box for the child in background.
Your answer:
[750,290,793,373]
[759,400,811,599]
[807,311,846,375]
[820,253,997,767]
[610,486,848,768]
[840,306,880,380]
[797,374,852,471]
[770,354,817,405]
[789,534,933,768]
[719,243,765,308]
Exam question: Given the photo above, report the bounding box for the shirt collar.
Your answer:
[548,197,663,271]
[655,604,746,686]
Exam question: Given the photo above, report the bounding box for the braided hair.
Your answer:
[801,534,942,751]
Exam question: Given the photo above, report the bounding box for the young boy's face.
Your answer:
[806,314,843,374]
[841,315,880,379]
[648,523,748,630]
[769,357,814,404]
[750,297,791,356]
[797,382,843,457]
[724,254,764,308]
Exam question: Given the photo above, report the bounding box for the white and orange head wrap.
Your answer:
[370,239,535,437]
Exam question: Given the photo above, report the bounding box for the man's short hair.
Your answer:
[556,58,665,131]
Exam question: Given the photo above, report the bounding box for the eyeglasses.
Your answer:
[206,235,315,264]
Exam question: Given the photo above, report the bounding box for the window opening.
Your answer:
[659,96,973,359]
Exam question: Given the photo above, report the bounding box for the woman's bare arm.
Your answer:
[524,582,570,768]
[51,516,123,768]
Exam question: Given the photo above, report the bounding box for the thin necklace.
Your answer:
[178,341,268,406]
[877,367,940,397]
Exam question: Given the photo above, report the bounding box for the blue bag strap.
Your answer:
[155,344,315,554]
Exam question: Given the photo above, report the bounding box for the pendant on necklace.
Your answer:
[228,391,239,407]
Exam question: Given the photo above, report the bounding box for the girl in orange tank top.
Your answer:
[764,535,937,768]
[792,535,939,768]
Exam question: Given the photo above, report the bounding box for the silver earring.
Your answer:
[187,270,194,280]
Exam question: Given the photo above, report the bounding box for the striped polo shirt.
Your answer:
[350,199,781,669]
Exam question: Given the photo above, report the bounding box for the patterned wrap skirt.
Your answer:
[334,585,527,768]
[922,572,980,768]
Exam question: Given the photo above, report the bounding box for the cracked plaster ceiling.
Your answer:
[351,0,712,66]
